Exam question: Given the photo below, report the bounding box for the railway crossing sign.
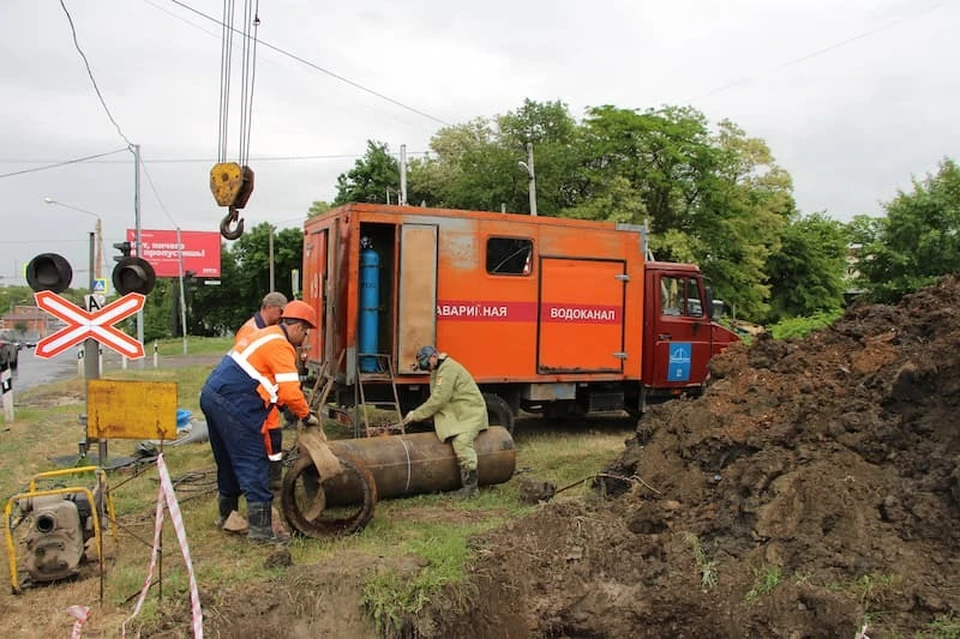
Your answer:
[33,291,146,359]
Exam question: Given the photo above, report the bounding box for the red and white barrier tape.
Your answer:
[121,453,204,638]
[67,605,90,639]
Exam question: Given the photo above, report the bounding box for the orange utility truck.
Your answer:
[301,203,739,434]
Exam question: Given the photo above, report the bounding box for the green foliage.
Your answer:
[924,614,960,638]
[745,564,783,601]
[855,158,960,303]
[765,212,849,322]
[768,310,843,339]
[333,140,400,206]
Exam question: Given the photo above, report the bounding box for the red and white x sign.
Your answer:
[34,291,146,359]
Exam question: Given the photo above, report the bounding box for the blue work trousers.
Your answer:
[200,384,272,503]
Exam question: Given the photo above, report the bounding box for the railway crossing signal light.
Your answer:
[25,253,73,293]
[113,241,131,262]
[111,240,155,295]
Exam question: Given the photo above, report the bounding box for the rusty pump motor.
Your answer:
[17,492,95,583]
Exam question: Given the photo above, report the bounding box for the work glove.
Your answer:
[402,411,415,426]
[303,413,320,427]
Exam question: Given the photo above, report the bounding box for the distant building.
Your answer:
[0,305,63,337]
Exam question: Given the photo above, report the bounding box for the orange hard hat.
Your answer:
[281,300,318,329]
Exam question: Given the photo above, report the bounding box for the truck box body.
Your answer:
[302,203,738,428]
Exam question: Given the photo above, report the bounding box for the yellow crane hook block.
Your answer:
[210,162,255,209]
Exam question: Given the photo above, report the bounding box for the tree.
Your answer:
[765,212,848,322]
[855,158,960,302]
[333,141,400,205]
[308,200,333,217]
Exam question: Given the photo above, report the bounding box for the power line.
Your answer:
[0,151,429,165]
[682,2,951,103]
[0,148,128,179]
[58,0,134,147]
[166,0,453,127]
[138,154,180,229]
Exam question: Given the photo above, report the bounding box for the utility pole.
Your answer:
[268,225,275,291]
[176,227,188,355]
[84,231,102,462]
[519,142,538,217]
[133,143,144,367]
[399,144,408,206]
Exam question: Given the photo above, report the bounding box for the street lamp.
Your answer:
[43,197,104,282]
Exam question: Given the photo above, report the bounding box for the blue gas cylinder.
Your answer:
[359,245,380,372]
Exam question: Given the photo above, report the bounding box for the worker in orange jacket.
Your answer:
[201,300,318,543]
[235,291,289,496]
[236,291,287,342]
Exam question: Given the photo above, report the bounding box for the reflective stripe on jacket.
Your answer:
[230,325,310,420]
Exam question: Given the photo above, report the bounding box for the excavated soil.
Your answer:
[433,277,960,638]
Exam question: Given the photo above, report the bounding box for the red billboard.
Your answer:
[127,229,222,278]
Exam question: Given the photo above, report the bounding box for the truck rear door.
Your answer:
[538,257,626,373]
[396,223,438,375]
[302,228,327,364]
[647,271,713,388]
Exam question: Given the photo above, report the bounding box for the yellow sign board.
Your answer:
[87,379,178,441]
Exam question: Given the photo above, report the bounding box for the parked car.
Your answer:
[0,333,18,371]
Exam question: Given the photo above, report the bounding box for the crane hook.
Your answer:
[220,207,245,240]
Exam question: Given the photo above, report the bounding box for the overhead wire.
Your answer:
[58,0,134,148]
[0,148,128,179]
[166,0,452,127]
[681,1,952,104]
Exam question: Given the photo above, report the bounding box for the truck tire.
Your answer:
[483,393,515,436]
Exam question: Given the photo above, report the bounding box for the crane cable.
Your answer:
[215,0,259,240]
[217,0,259,165]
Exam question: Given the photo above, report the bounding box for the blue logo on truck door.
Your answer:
[668,342,692,381]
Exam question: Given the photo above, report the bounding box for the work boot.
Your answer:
[217,494,238,528]
[247,501,291,545]
[457,468,479,500]
[269,460,284,500]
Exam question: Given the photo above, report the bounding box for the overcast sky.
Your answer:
[1,0,957,287]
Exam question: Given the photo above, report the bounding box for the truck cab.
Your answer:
[640,262,739,409]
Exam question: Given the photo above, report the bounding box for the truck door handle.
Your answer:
[658,333,671,341]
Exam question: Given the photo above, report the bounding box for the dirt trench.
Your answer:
[432,277,960,638]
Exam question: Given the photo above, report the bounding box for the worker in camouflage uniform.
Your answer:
[402,345,488,498]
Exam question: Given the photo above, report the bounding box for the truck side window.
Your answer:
[661,277,682,315]
[661,276,704,317]
[684,278,704,318]
[486,237,533,275]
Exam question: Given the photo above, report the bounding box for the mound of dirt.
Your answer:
[440,277,960,637]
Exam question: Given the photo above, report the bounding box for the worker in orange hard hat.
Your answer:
[235,291,291,498]
[200,299,319,544]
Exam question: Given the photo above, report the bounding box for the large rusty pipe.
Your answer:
[323,426,516,505]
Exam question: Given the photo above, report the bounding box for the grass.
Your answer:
[682,532,718,590]
[150,335,233,357]
[745,564,783,602]
[0,359,635,637]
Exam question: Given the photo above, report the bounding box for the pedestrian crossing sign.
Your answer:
[93,278,108,293]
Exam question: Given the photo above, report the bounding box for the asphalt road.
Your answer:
[6,348,78,392]
[7,345,223,394]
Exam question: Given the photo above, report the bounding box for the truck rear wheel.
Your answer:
[483,393,515,436]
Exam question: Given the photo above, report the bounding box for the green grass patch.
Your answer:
[151,335,233,357]
[768,310,843,340]
[745,564,783,601]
